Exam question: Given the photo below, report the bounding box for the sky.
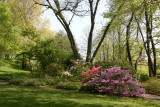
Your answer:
[42,1,108,57]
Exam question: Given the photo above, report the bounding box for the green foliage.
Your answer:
[69,63,91,76]
[142,78,160,95]
[25,79,46,87]
[21,27,40,40]
[0,2,22,57]
[9,78,24,85]
[33,35,73,70]
[0,74,12,81]
[139,74,149,81]
[45,79,57,85]
[56,82,82,90]
[66,76,81,82]
[9,78,53,87]
[45,63,64,76]
[94,59,134,73]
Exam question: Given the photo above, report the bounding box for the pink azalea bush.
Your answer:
[83,67,146,97]
[81,66,102,83]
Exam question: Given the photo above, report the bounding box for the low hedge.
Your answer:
[56,82,82,90]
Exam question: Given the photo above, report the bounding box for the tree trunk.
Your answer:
[118,28,121,59]
[126,12,134,66]
[29,58,33,73]
[135,47,143,80]
[51,1,80,59]
[66,27,80,59]
[5,55,9,60]
[149,8,157,76]
[86,0,100,62]
[144,1,156,77]
[22,53,26,69]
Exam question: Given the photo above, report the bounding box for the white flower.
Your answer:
[61,71,73,77]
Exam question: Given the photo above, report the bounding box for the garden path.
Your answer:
[146,94,160,102]
[0,81,9,85]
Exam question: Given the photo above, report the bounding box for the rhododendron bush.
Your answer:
[83,67,146,97]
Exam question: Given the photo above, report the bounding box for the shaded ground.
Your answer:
[0,85,160,107]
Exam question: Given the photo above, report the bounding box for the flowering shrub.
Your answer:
[61,71,73,77]
[81,66,102,83]
[84,67,146,97]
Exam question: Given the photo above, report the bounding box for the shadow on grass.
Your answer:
[0,86,159,107]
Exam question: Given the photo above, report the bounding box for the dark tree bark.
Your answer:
[117,27,122,59]
[126,11,134,66]
[86,0,100,62]
[144,1,156,77]
[135,0,157,77]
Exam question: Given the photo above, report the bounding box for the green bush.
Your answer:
[23,79,46,86]
[45,63,64,76]
[141,78,160,95]
[0,75,12,81]
[53,76,69,83]
[9,78,57,86]
[140,74,149,81]
[45,79,57,85]
[95,60,133,71]
[9,78,24,85]
[94,59,135,75]
[67,76,81,82]
[56,82,82,90]
[69,64,91,76]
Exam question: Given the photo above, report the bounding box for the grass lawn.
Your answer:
[0,85,160,107]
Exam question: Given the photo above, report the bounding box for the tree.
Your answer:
[86,0,100,62]
[33,0,126,63]
[134,0,160,77]
[33,0,82,59]
[9,0,45,28]
[0,1,22,58]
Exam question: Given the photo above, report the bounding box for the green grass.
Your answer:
[0,60,29,74]
[0,60,46,81]
[0,85,159,107]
